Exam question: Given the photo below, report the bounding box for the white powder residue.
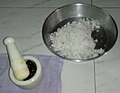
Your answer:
[50,18,105,59]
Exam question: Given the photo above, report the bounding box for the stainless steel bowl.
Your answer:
[42,3,118,62]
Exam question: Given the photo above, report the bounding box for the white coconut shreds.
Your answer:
[50,18,105,59]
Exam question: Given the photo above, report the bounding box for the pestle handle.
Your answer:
[4,37,30,80]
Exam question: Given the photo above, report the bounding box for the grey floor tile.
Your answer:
[62,61,95,93]
[0,0,91,7]
[92,0,120,7]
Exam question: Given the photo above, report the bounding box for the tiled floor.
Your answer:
[92,0,120,7]
[0,0,120,93]
[0,0,91,7]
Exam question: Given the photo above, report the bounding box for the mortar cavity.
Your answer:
[23,60,37,81]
